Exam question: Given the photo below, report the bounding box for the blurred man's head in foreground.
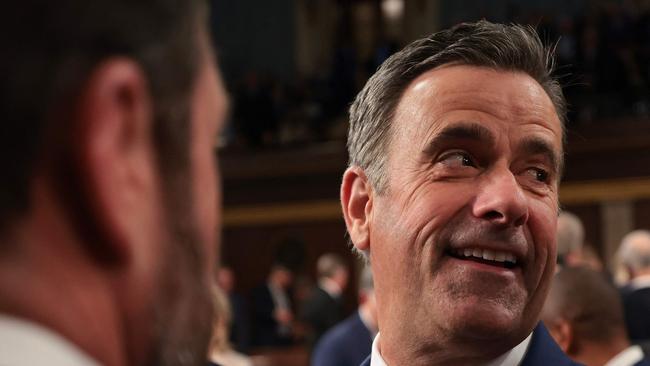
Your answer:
[0,1,228,365]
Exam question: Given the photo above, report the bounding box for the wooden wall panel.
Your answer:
[635,199,650,230]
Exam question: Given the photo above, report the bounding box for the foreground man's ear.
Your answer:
[341,167,373,251]
[73,58,158,265]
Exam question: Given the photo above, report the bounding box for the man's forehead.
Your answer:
[395,65,563,142]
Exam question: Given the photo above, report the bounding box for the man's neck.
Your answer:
[377,330,529,366]
[0,215,128,366]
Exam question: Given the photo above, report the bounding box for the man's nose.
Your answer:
[472,167,529,227]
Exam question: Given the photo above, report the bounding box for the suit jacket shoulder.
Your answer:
[622,287,650,341]
[520,323,582,366]
[359,355,370,366]
[633,357,650,366]
[312,312,372,366]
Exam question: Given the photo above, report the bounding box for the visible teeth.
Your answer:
[482,249,495,261]
[495,252,506,262]
[455,247,517,265]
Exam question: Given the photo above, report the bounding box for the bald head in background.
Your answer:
[556,211,585,268]
[541,267,648,366]
[618,230,650,343]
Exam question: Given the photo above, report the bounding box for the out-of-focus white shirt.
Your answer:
[604,345,644,366]
[629,275,650,291]
[0,314,99,366]
[319,277,343,299]
[370,331,532,366]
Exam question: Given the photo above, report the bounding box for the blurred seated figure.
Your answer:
[217,266,250,352]
[311,266,377,366]
[617,230,650,345]
[302,253,350,347]
[252,263,295,347]
[556,211,586,268]
[541,267,650,366]
[209,287,253,366]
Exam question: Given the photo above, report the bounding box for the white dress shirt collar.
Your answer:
[0,314,99,366]
[604,345,645,366]
[370,331,532,366]
[319,277,343,298]
[629,275,650,290]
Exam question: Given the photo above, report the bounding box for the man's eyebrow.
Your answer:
[517,137,561,173]
[422,122,495,155]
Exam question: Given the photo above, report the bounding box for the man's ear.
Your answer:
[341,167,373,252]
[73,58,158,265]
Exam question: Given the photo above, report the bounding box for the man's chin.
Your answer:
[442,299,528,343]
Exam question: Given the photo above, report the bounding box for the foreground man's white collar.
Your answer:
[370,331,533,366]
[0,314,99,366]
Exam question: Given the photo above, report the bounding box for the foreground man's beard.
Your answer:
[148,174,215,366]
[151,223,214,366]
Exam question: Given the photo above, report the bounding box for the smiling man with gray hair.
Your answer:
[340,20,580,366]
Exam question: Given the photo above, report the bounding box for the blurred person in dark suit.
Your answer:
[311,266,377,366]
[251,263,294,347]
[209,286,253,366]
[0,1,228,365]
[217,266,250,352]
[617,230,650,345]
[302,253,350,347]
[542,267,650,366]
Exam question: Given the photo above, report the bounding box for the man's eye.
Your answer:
[527,167,549,183]
[439,152,476,168]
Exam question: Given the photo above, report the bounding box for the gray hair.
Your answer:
[347,20,566,194]
[618,230,650,271]
[556,211,585,257]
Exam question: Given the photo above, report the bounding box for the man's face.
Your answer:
[152,31,228,366]
[369,65,562,348]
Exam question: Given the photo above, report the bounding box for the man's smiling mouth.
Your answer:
[447,247,518,269]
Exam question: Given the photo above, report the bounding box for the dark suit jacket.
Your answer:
[228,292,250,352]
[358,323,582,366]
[302,286,344,346]
[251,284,292,347]
[633,358,650,366]
[312,311,373,366]
[622,287,650,342]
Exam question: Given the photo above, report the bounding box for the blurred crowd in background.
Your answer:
[208,218,650,366]
[215,0,650,150]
